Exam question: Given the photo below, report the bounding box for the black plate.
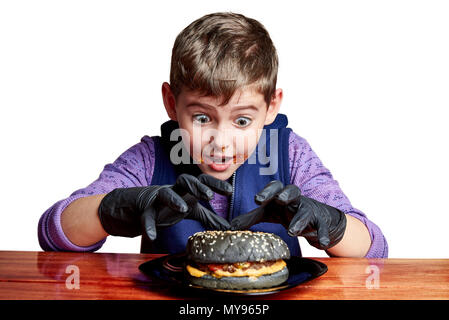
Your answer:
[138,253,327,296]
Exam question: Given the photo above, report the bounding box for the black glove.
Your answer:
[98,173,233,242]
[230,180,347,250]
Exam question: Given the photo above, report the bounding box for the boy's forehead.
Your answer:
[180,85,265,107]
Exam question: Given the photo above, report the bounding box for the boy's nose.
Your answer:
[209,132,232,153]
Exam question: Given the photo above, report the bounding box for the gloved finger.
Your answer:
[274,184,301,206]
[141,206,157,241]
[157,187,189,213]
[187,204,231,231]
[254,180,284,205]
[198,173,233,196]
[156,207,189,228]
[230,206,266,230]
[136,185,164,211]
[315,214,331,249]
[288,210,312,237]
[173,173,214,201]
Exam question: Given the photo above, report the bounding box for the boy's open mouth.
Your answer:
[204,155,234,164]
[201,155,235,172]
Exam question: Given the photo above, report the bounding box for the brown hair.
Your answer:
[169,12,278,106]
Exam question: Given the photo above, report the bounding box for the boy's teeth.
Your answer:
[208,155,232,164]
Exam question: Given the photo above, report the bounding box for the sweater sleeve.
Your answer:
[288,131,388,258]
[38,136,156,252]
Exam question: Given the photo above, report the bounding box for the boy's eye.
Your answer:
[193,114,211,124]
[235,117,252,128]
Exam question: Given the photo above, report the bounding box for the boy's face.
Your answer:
[162,82,282,181]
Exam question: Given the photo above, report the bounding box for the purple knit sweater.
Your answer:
[38,131,388,258]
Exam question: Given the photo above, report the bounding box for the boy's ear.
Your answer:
[264,88,283,125]
[162,82,177,121]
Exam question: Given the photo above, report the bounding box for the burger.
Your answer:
[184,230,290,290]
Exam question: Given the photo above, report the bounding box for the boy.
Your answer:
[38,12,387,258]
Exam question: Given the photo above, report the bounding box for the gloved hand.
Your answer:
[98,173,233,242]
[230,180,347,250]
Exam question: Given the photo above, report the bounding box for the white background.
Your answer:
[1,0,448,258]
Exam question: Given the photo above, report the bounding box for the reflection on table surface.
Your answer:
[0,251,448,299]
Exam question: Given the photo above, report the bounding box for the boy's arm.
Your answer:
[288,131,388,258]
[325,214,372,257]
[38,136,155,251]
[60,194,108,247]
[38,193,108,251]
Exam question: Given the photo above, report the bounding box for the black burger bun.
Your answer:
[186,230,290,263]
[185,230,291,290]
[186,265,289,290]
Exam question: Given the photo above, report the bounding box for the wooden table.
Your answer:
[0,251,448,300]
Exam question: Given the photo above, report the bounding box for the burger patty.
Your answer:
[186,259,287,278]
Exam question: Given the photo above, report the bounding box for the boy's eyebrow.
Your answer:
[185,102,259,112]
[185,102,214,109]
[232,105,259,112]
